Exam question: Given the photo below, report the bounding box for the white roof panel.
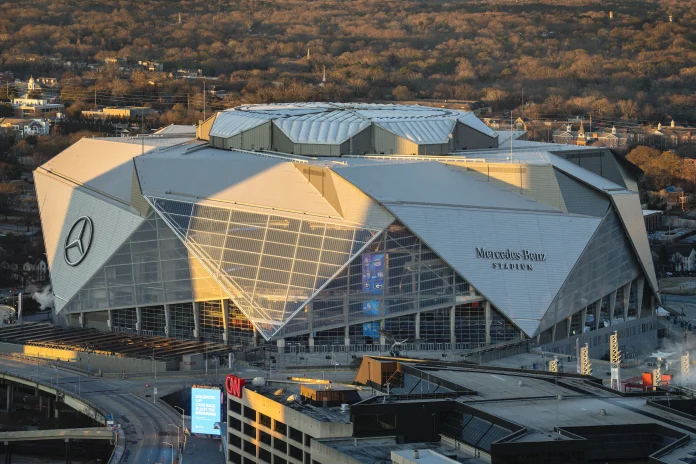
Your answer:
[458,112,498,137]
[274,111,370,144]
[333,161,558,212]
[209,111,271,138]
[386,203,601,337]
[376,119,456,144]
[154,124,196,135]
[38,138,156,205]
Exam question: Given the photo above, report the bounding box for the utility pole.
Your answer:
[203,80,206,121]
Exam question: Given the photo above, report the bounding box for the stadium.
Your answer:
[34,103,659,355]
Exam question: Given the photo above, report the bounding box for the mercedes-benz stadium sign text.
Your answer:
[476,247,546,271]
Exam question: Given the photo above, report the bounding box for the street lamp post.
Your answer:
[173,406,186,447]
[168,424,181,458]
[164,442,174,464]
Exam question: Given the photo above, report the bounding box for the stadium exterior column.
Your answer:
[635,277,645,317]
[5,385,11,412]
[608,290,617,326]
[551,323,557,343]
[484,301,491,345]
[78,313,84,329]
[450,306,456,345]
[221,299,229,343]
[252,328,259,347]
[192,302,200,339]
[163,304,171,337]
[276,338,285,353]
[581,307,587,333]
[567,316,572,339]
[135,307,142,334]
[107,310,112,332]
[379,319,386,347]
[344,326,349,347]
[622,281,631,321]
[415,312,421,341]
[308,337,315,352]
[594,300,601,331]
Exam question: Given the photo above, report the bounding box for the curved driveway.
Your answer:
[0,357,189,464]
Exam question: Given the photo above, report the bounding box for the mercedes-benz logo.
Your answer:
[64,216,93,266]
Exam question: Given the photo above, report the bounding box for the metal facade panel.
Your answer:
[135,151,341,219]
[455,123,498,149]
[232,121,271,150]
[610,193,659,294]
[539,208,641,332]
[39,138,152,205]
[457,112,498,138]
[615,159,640,193]
[553,168,610,217]
[333,162,559,212]
[372,125,418,154]
[549,153,629,192]
[35,171,145,313]
[384,204,601,336]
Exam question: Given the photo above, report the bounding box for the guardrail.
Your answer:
[0,353,124,463]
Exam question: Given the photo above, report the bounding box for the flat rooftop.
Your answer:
[316,437,486,464]
[249,381,371,424]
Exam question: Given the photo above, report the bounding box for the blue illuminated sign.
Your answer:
[362,253,385,295]
[191,387,221,435]
[363,321,380,338]
[362,300,379,316]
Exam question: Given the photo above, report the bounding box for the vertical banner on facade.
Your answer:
[191,387,221,435]
[362,253,385,294]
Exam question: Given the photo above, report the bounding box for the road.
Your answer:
[0,357,199,464]
[0,357,362,464]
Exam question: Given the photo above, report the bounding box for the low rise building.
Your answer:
[0,118,49,137]
[11,98,64,118]
[81,107,154,119]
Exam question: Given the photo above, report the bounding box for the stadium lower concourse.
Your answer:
[35,103,660,356]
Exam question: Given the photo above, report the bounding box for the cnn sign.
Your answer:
[226,374,246,399]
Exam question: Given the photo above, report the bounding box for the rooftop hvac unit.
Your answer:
[252,377,265,386]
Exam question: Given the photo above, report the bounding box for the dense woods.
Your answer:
[1,0,695,124]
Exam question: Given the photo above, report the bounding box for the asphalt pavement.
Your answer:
[0,357,219,464]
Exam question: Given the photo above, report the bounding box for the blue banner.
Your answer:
[362,253,385,295]
[363,321,380,338]
[362,300,379,316]
[191,387,221,435]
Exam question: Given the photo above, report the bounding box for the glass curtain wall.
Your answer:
[278,222,483,341]
[112,308,137,334]
[141,305,165,337]
[200,300,224,342]
[148,197,382,340]
[61,213,223,313]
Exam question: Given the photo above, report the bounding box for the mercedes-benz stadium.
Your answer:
[34,103,659,354]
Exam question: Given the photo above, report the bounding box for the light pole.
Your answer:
[151,348,157,404]
[173,406,186,447]
[164,442,174,464]
[168,424,180,458]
